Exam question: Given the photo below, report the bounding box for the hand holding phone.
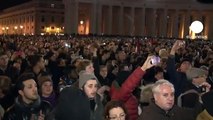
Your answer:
[151,56,161,65]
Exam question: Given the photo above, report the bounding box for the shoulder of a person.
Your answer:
[40,100,52,110]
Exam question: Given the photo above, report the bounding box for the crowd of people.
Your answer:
[0,35,212,120]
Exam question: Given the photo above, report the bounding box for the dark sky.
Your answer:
[0,0,30,10]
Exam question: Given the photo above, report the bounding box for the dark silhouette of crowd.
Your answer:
[0,35,212,120]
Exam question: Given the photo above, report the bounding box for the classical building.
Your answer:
[0,0,64,35]
[63,0,213,39]
[1,0,213,39]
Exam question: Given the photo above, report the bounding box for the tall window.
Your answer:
[51,16,55,22]
[41,16,45,22]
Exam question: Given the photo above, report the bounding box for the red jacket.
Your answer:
[110,67,145,120]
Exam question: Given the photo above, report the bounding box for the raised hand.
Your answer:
[141,55,155,71]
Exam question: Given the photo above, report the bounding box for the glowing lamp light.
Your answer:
[189,20,203,34]
[80,20,84,25]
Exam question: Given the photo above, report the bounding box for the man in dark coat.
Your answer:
[138,80,198,120]
[3,73,52,120]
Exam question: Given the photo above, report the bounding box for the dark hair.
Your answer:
[27,54,43,67]
[16,72,36,91]
[153,66,164,75]
[104,100,128,120]
[208,65,213,77]
[0,76,11,94]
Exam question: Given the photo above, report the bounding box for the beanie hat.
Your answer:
[79,71,98,89]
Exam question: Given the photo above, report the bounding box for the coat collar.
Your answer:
[150,100,175,117]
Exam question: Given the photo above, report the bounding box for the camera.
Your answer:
[151,56,161,65]
[197,86,206,93]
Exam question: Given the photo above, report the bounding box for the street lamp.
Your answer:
[6,27,9,34]
[46,27,50,34]
[80,20,84,25]
[56,28,60,34]
[20,25,23,35]
[190,21,203,34]
[14,26,18,34]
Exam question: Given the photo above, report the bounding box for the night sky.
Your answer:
[0,0,30,10]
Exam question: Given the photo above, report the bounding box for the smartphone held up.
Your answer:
[151,56,161,65]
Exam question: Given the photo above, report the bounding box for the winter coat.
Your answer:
[3,96,52,120]
[138,101,195,120]
[90,94,104,120]
[196,110,213,120]
[110,67,145,120]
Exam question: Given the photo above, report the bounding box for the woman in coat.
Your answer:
[110,56,155,120]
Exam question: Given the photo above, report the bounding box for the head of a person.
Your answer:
[104,101,128,120]
[55,86,90,120]
[179,58,192,73]
[72,57,83,67]
[77,59,94,74]
[152,79,175,111]
[0,76,11,98]
[116,50,127,62]
[37,75,53,97]
[154,66,164,80]
[99,65,108,78]
[186,67,208,86]
[79,72,98,99]
[28,54,45,71]
[16,73,38,104]
[102,50,111,59]
[158,49,169,59]
[0,52,9,68]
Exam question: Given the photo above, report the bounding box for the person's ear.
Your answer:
[18,90,24,96]
[153,93,158,101]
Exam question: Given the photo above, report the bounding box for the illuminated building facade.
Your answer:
[0,0,213,39]
[63,0,213,39]
[0,0,64,35]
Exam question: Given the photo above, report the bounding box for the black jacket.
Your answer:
[138,101,195,120]
[3,96,52,120]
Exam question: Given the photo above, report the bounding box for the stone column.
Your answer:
[162,9,168,37]
[119,6,124,35]
[97,4,102,35]
[184,10,190,38]
[63,0,78,34]
[172,10,179,38]
[107,6,112,35]
[130,7,135,36]
[152,9,157,37]
[141,7,145,36]
[90,0,97,34]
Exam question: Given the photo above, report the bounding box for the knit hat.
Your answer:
[79,71,98,89]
